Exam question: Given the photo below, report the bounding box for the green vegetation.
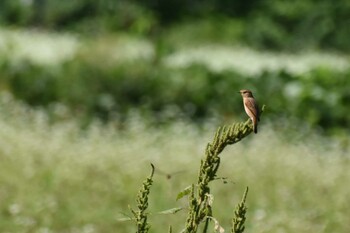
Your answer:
[1,1,350,232]
[129,164,154,233]
[1,0,350,52]
[1,96,350,232]
[126,107,261,232]
[184,111,260,232]
[231,187,248,233]
[1,43,349,135]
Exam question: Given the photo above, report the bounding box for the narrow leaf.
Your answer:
[158,207,184,215]
[176,185,192,201]
[117,217,135,222]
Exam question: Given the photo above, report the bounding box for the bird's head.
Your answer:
[239,89,254,98]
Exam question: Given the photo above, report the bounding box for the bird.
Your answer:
[239,89,260,134]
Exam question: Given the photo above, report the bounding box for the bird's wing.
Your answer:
[255,101,260,121]
[246,98,259,120]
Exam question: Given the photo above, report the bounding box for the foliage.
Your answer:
[1,0,350,51]
[127,108,263,232]
[1,55,350,134]
[0,0,156,35]
[184,114,260,232]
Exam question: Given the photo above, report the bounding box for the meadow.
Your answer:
[1,1,350,231]
[1,93,349,233]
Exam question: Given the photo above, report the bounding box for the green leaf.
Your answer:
[158,207,183,215]
[117,217,135,222]
[176,185,192,201]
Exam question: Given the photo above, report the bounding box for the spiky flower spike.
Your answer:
[184,106,265,233]
[231,187,249,233]
[129,163,155,233]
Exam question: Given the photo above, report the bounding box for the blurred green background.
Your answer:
[1,0,350,134]
[1,0,350,232]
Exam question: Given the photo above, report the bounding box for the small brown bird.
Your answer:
[239,89,260,134]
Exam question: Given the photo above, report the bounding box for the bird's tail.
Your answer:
[253,119,258,134]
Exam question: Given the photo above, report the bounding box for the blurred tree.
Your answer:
[32,0,46,26]
[1,0,350,51]
[0,0,32,25]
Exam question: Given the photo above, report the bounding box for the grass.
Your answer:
[0,93,350,232]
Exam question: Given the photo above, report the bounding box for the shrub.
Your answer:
[1,54,350,134]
